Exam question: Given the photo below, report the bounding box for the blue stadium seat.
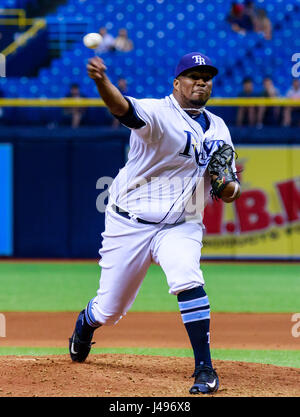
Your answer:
[1,0,299,101]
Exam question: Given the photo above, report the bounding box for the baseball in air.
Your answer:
[83,33,102,49]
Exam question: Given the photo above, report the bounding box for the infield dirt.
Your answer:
[0,312,299,397]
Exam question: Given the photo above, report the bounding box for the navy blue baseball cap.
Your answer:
[175,52,218,78]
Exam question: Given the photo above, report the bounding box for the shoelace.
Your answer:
[192,365,216,380]
[74,333,96,347]
[76,340,96,347]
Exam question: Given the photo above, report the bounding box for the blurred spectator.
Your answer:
[256,77,280,128]
[244,1,256,15]
[236,77,256,126]
[114,28,134,52]
[63,83,86,128]
[112,78,130,128]
[95,27,116,54]
[243,1,256,29]
[254,8,272,40]
[117,78,129,95]
[226,2,254,35]
[282,79,300,127]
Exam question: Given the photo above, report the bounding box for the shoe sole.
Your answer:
[189,380,219,395]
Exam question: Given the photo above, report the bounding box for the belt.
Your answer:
[112,204,160,225]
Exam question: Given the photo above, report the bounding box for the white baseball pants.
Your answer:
[88,207,205,325]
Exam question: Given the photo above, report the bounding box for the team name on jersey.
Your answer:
[179,131,225,167]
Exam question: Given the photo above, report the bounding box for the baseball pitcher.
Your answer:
[69,52,241,394]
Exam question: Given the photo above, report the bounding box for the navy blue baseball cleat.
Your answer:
[189,365,219,394]
[69,310,95,363]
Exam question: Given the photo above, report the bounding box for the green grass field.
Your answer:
[0,261,299,368]
[0,262,299,312]
[0,347,299,368]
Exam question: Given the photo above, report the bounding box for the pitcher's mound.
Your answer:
[0,354,299,397]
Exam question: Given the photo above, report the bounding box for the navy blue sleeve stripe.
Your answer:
[113,97,146,129]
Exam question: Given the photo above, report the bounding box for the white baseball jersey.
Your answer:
[88,93,237,326]
[109,93,236,225]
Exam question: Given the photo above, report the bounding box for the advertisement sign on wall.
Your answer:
[203,146,300,259]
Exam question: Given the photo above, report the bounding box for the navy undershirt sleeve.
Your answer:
[113,97,146,129]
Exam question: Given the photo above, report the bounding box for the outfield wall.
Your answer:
[0,126,299,259]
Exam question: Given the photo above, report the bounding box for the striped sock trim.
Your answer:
[179,294,210,324]
[181,307,210,324]
[178,295,209,311]
[84,297,100,328]
[177,287,212,368]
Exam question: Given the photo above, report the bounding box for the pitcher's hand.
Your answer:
[87,57,107,81]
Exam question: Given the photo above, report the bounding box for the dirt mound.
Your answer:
[0,354,299,397]
[1,312,299,397]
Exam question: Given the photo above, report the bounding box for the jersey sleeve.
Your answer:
[120,96,164,144]
[113,97,146,129]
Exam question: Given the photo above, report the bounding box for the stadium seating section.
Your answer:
[0,0,299,125]
[2,0,29,7]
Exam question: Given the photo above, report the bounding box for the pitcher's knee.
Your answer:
[167,270,204,296]
[164,257,201,278]
[95,311,124,326]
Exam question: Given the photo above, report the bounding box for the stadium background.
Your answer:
[0,0,299,398]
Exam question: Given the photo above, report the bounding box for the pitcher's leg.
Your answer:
[69,254,151,362]
[153,222,218,394]
[69,209,157,362]
[177,286,218,394]
[88,249,152,326]
[152,222,204,295]
[177,286,212,369]
[87,210,155,326]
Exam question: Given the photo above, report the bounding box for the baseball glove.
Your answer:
[207,144,238,200]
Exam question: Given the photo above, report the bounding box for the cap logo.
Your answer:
[192,55,206,65]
